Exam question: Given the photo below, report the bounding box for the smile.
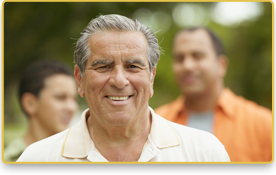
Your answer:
[107,96,131,101]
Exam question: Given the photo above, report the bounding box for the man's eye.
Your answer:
[193,53,204,60]
[99,65,109,69]
[174,55,184,63]
[96,65,110,70]
[55,95,66,101]
[126,65,141,72]
[95,65,111,72]
[127,65,141,70]
[129,65,138,68]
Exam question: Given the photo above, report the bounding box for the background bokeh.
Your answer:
[3,2,272,146]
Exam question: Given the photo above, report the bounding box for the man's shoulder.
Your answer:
[224,92,272,126]
[226,89,272,119]
[154,101,173,114]
[154,98,182,117]
[16,129,69,162]
[153,107,226,146]
[166,120,230,161]
[168,120,221,144]
[239,96,271,116]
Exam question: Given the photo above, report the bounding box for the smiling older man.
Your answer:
[17,14,230,162]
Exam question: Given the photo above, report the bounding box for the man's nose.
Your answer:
[109,67,129,89]
[182,57,196,70]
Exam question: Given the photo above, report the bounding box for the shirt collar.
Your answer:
[216,88,235,117]
[61,108,91,158]
[170,96,187,120]
[172,88,234,119]
[61,107,180,159]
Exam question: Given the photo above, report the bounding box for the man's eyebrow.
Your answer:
[125,59,146,67]
[91,60,114,67]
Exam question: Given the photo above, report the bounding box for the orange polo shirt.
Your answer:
[155,88,272,162]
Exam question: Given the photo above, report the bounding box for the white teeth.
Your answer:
[108,96,129,101]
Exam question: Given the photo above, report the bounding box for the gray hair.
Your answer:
[74,14,160,78]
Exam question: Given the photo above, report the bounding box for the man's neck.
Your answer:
[24,119,53,146]
[185,83,223,113]
[87,109,151,162]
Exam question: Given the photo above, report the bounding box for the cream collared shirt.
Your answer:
[17,107,230,162]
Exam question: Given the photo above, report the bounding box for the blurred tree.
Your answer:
[4,2,272,128]
[225,2,272,109]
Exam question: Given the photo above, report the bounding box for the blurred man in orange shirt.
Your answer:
[155,27,272,162]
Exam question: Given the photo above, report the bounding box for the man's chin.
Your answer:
[104,112,134,126]
[181,86,205,96]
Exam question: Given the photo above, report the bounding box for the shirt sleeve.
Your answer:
[210,143,231,162]
[209,135,230,162]
[16,144,39,162]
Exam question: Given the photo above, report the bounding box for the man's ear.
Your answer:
[21,93,38,117]
[217,55,228,78]
[149,67,156,98]
[74,65,85,98]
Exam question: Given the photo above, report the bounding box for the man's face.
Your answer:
[172,29,223,95]
[34,74,78,135]
[76,31,154,127]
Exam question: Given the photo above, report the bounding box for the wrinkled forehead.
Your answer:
[89,30,148,50]
[87,30,148,59]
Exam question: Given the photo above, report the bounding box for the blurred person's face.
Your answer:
[75,31,155,127]
[172,29,225,95]
[32,74,78,135]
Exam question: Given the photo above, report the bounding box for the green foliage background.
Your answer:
[3,2,272,145]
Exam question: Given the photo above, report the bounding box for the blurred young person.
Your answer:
[155,27,272,162]
[4,60,78,162]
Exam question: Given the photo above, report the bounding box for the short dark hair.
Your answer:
[175,27,226,56]
[19,60,73,116]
